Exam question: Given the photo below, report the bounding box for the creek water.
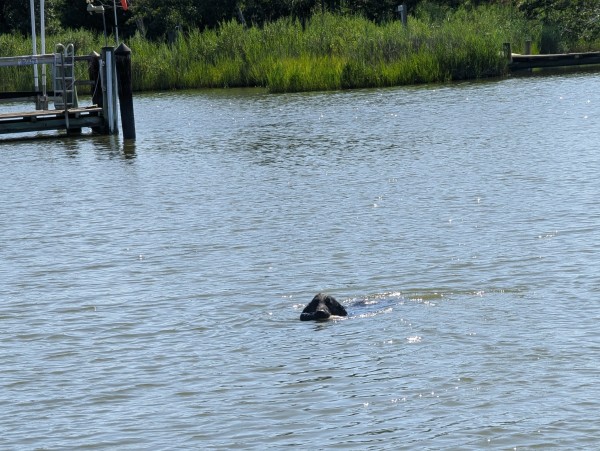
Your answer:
[2,72,600,449]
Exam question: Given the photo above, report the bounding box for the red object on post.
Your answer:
[120,0,128,10]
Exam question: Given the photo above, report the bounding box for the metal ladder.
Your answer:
[53,43,78,110]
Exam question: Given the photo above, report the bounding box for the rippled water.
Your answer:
[2,73,600,449]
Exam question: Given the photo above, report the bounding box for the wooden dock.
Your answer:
[1,0,135,140]
[1,44,135,140]
[0,106,104,135]
[506,45,600,71]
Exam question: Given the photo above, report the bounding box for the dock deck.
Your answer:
[0,106,104,135]
[509,51,600,71]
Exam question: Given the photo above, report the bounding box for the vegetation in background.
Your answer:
[2,0,599,46]
[2,5,534,93]
[1,1,599,93]
[517,0,600,52]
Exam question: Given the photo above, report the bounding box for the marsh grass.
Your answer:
[0,29,106,93]
[1,5,534,93]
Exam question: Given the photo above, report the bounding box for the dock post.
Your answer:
[503,43,512,64]
[88,51,103,107]
[397,4,407,27]
[115,43,136,140]
[101,46,119,134]
[524,40,532,55]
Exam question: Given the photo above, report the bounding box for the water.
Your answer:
[2,73,600,449]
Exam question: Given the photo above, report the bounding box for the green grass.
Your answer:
[0,5,545,94]
[0,29,103,92]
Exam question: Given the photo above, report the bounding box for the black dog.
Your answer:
[300,293,348,321]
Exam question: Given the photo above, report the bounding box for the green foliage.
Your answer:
[1,0,63,35]
[0,34,34,91]
[0,4,576,94]
[518,0,600,51]
[124,6,525,92]
[0,29,105,92]
[3,0,599,53]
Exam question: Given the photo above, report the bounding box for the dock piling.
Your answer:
[503,43,513,64]
[88,51,102,107]
[115,43,136,141]
[397,4,407,27]
[101,46,119,134]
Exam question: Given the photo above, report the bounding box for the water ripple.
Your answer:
[2,74,600,448]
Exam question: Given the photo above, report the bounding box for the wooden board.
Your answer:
[0,107,104,135]
[510,51,600,71]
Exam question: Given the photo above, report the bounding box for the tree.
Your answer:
[1,0,25,34]
[518,0,600,50]
[238,0,293,26]
[1,0,63,35]
[342,0,393,21]
[130,0,238,38]
[58,1,130,36]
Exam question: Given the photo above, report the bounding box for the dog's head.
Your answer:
[300,293,347,321]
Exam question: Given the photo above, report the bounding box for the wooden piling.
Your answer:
[503,43,513,64]
[115,43,136,141]
[397,4,407,27]
[88,51,102,107]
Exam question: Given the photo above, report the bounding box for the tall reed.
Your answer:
[1,5,534,94]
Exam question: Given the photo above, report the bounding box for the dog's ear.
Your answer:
[325,295,347,316]
[301,295,320,314]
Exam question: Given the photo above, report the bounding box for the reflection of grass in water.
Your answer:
[403,287,527,304]
[1,5,532,93]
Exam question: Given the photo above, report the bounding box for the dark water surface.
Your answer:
[2,74,600,449]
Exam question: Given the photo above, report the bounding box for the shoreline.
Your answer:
[2,7,599,95]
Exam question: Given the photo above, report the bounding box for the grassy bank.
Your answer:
[2,6,537,94]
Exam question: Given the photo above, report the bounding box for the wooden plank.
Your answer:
[512,51,600,61]
[0,117,104,134]
[0,107,104,135]
[0,107,102,120]
[0,54,56,67]
[0,53,92,68]
[510,51,600,71]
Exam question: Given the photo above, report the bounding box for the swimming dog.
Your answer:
[300,293,347,321]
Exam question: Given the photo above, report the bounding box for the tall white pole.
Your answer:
[40,0,47,96]
[29,0,39,91]
[113,0,119,45]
